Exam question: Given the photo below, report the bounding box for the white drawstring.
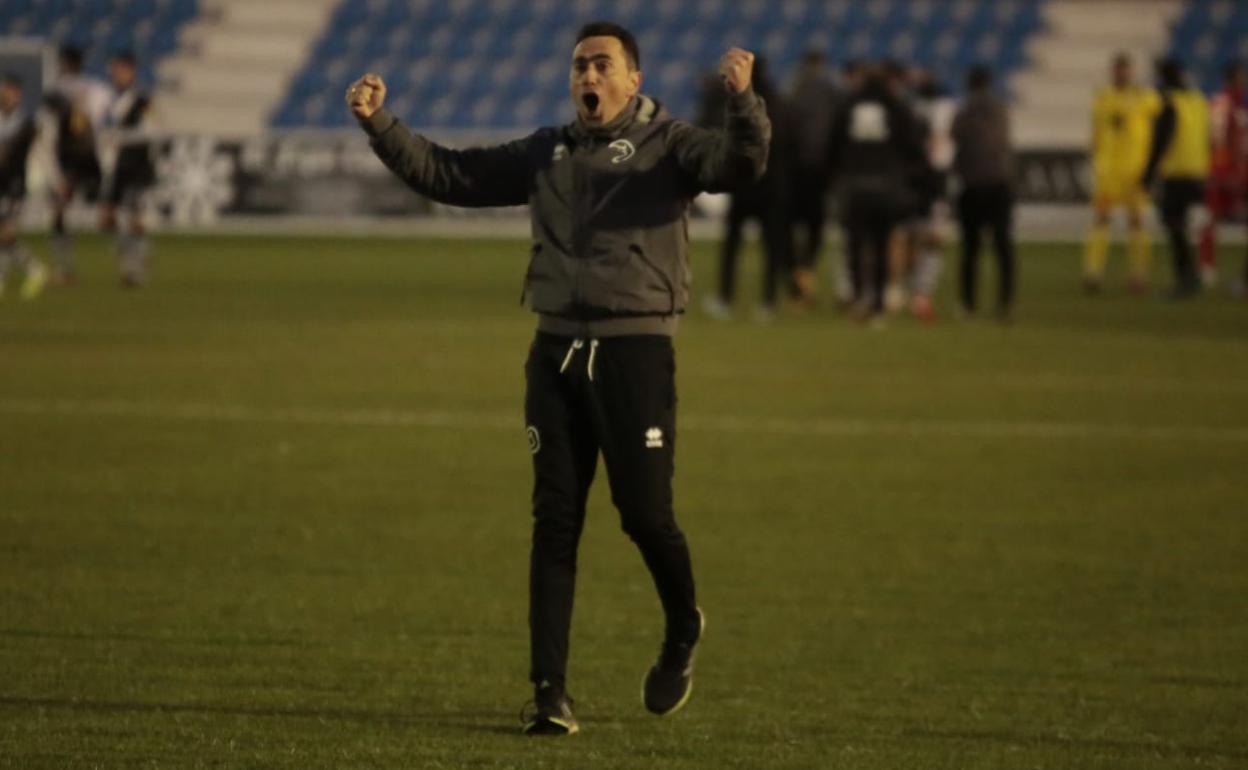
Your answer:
[557,337,599,380]
[559,338,584,373]
[587,339,599,381]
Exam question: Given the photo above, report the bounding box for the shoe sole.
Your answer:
[642,608,705,717]
[522,716,579,736]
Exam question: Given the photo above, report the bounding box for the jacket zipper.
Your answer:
[570,153,587,310]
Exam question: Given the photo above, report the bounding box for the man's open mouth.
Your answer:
[582,93,600,112]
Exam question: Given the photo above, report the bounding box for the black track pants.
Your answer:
[524,332,699,687]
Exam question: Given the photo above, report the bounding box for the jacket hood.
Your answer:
[569,95,666,143]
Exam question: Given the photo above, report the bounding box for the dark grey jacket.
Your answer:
[361,90,770,336]
[951,91,1013,188]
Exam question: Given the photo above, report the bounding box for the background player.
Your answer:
[0,73,46,300]
[1083,53,1157,294]
[44,45,110,284]
[1198,60,1247,290]
[1142,58,1210,300]
[100,51,156,288]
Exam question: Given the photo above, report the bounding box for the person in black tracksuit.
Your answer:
[1142,58,1211,299]
[951,65,1017,319]
[786,50,840,300]
[826,64,926,319]
[346,21,770,735]
[704,57,793,318]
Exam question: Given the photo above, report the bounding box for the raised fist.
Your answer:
[719,48,755,95]
[345,73,386,119]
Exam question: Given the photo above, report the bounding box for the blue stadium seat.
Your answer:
[1166,0,1248,94]
[0,0,198,88]
[273,0,1050,129]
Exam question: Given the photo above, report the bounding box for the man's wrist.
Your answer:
[359,107,396,138]
[727,86,757,111]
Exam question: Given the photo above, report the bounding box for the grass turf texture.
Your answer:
[1,234,1245,769]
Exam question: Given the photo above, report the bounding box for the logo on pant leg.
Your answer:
[645,427,663,449]
[526,426,541,454]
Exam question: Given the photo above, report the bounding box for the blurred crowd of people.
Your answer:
[1085,55,1247,300]
[697,51,1248,326]
[0,44,154,300]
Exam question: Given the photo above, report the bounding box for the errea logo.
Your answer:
[645,427,663,449]
[609,139,636,164]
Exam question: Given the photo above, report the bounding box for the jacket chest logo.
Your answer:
[551,143,567,162]
[609,139,636,164]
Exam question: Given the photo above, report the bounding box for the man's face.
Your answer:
[570,36,640,125]
[1112,60,1132,88]
[0,83,18,112]
[110,60,135,90]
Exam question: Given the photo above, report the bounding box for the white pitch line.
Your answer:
[2,397,1248,444]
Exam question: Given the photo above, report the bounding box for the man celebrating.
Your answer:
[346,22,770,735]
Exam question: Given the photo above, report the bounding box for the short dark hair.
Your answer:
[1112,52,1131,69]
[1224,59,1243,82]
[1156,57,1184,89]
[112,50,137,67]
[575,21,640,70]
[2,72,22,88]
[58,45,84,71]
[967,64,993,91]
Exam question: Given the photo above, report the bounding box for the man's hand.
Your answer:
[346,73,386,120]
[719,48,755,95]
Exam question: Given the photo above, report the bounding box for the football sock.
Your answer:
[1083,224,1109,280]
[913,245,943,297]
[1198,222,1215,272]
[1127,228,1151,283]
[120,233,149,282]
[0,240,13,284]
[52,216,73,277]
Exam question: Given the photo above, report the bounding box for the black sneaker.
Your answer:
[521,681,579,736]
[642,608,705,716]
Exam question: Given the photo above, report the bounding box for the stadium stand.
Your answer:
[7,0,1246,147]
[1167,0,1248,92]
[1012,0,1180,148]
[0,0,198,87]
[156,0,340,137]
[272,0,1047,130]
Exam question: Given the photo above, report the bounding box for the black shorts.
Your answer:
[105,171,155,206]
[57,152,102,201]
[840,180,912,231]
[105,147,156,206]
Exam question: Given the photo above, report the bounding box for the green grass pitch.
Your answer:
[1,234,1246,769]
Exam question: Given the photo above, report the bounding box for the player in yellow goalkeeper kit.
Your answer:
[1084,53,1159,293]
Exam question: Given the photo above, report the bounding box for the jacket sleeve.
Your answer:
[360,108,533,208]
[666,87,771,194]
[1142,98,1176,184]
[824,100,850,183]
